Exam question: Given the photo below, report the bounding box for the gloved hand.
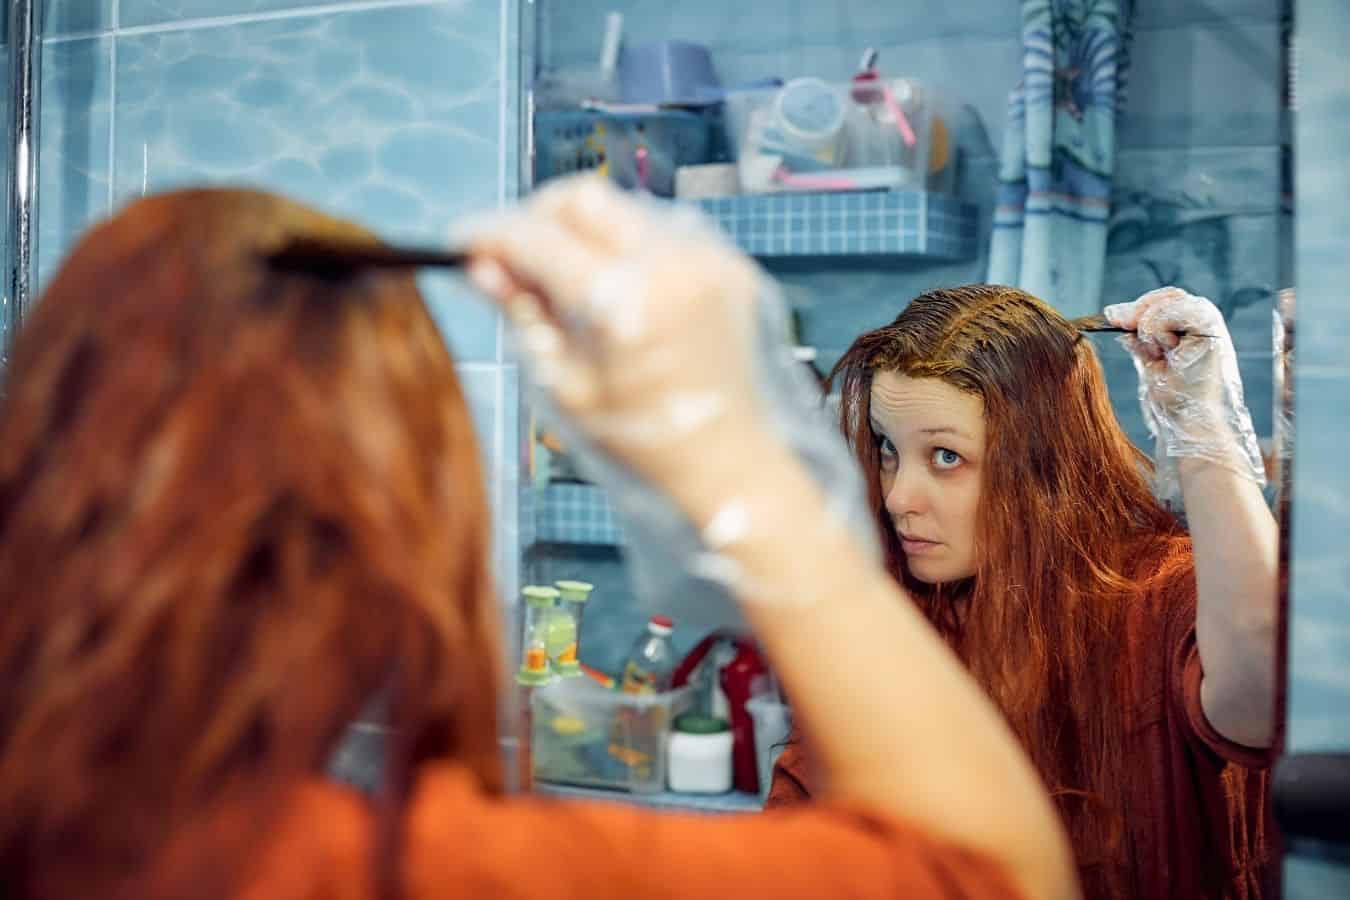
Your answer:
[461,175,767,488]
[1104,286,1266,505]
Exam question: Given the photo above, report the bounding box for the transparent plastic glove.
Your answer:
[461,176,877,626]
[1104,286,1266,506]
[463,176,762,484]
[1272,288,1295,468]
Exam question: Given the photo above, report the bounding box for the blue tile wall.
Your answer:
[120,0,347,28]
[38,37,113,286]
[109,4,503,360]
[46,0,117,36]
[1122,20,1283,149]
[25,2,523,767]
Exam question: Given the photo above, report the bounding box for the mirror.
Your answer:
[514,0,1297,894]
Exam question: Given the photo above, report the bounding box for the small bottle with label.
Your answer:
[619,616,677,695]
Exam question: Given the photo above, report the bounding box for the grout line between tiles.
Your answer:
[106,0,120,213]
[45,0,451,41]
[497,0,508,211]
[493,0,510,366]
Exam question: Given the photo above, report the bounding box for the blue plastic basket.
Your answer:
[534,109,714,197]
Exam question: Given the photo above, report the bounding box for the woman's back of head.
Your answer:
[0,189,502,897]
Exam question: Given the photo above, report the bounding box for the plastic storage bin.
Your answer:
[723,80,944,195]
[531,677,693,793]
[534,109,714,197]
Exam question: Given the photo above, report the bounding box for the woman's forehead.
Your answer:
[869,372,984,437]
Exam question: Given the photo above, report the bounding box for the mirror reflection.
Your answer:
[518,3,1293,899]
[0,0,1314,899]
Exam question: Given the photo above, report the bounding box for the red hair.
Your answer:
[830,284,1189,899]
[0,189,502,898]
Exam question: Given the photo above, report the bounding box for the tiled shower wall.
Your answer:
[3,0,521,625]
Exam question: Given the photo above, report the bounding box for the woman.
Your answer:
[0,184,1078,900]
[769,284,1279,900]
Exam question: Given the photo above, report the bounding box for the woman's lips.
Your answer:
[900,536,942,555]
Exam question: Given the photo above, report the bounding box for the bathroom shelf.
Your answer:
[533,781,764,814]
[528,482,625,547]
[527,347,816,549]
[691,190,977,262]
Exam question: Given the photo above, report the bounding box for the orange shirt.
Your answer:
[770,542,1275,900]
[225,764,1025,900]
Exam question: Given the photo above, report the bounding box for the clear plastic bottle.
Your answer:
[619,616,677,695]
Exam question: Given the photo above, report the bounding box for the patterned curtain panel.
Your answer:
[988,0,1134,316]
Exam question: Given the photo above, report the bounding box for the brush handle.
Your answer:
[267,237,469,274]
[1073,314,1215,340]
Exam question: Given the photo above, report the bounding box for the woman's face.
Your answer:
[869,371,985,584]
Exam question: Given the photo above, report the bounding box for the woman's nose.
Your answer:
[883,465,925,519]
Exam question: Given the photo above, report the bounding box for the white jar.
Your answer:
[667,715,734,795]
[771,78,847,166]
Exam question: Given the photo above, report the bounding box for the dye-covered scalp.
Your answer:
[859,284,1082,394]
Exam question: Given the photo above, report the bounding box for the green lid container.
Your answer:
[554,580,594,603]
[522,585,560,607]
[674,714,730,735]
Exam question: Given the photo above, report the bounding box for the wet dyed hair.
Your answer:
[831,284,1189,899]
[0,189,502,898]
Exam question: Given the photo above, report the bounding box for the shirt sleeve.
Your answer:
[1168,598,1277,771]
[765,733,814,809]
[402,766,1024,900]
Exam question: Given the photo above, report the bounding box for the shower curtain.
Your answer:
[988,0,1134,316]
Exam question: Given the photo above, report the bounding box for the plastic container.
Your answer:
[534,110,713,197]
[773,78,848,165]
[746,695,793,800]
[667,714,734,794]
[723,79,949,194]
[550,580,593,676]
[531,676,692,793]
[844,77,931,189]
[517,586,559,686]
[616,40,722,106]
[723,81,847,193]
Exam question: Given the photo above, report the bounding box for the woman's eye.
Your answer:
[932,448,962,470]
[877,435,898,458]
